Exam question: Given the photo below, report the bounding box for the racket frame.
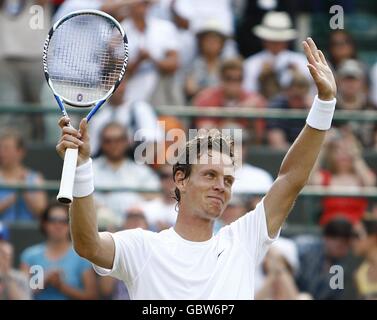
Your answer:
[43,9,128,203]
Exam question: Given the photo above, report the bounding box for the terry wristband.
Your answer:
[72,158,94,198]
[306,95,336,131]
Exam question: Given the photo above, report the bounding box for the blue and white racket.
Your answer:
[43,9,128,204]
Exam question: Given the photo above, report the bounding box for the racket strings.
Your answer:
[46,13,126,104]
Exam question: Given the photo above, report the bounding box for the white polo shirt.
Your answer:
[121,17,179,102]
[93,199,279,300]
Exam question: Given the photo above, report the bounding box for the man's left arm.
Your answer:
[264,38,337,237]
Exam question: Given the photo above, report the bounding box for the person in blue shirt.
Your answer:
[20,202,97,300]
[0,129,47,222]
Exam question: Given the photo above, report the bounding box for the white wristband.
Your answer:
[73,158,94,198]
[306,95,336,130]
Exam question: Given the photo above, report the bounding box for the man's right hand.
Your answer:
[56,117,91,167]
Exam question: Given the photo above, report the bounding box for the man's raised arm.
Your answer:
[56,118,115,269]
[264,38,337,237]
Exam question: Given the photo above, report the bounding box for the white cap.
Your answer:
[194,19,231,38]
[269,237,300,274]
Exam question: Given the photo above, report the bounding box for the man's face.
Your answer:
[286,85,309,109]
[129,1,150,20]
[44,207,70,242]
[176,151,235,220]
[0,137,24,167]
[263,40,288,55]
[199,32,225,58]
[221,68,243,99]
[338,76,364,100]
[101,126,128,162]
[324,236,350,259]
[351,222,374,257]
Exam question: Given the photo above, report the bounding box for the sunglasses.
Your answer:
[48,217,69,224]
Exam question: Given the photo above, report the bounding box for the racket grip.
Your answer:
[57,148,79,204]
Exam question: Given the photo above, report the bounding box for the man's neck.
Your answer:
[174,207,214,242]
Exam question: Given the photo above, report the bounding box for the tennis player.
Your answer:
[56,38,337,299]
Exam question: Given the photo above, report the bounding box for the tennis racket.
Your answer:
[43,9,128,204]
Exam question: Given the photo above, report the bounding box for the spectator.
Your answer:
[193,58,266,143]
[184,19,229,101]
[256,238,312,300]
[0,224,31,300]
[328,30,357,71]
[121,0,180,105]
[243,11,311,99]
[214,194,247,233]
[370,62,377,108]
[266,72,311,150]
[334,59,374,147]
[138,164,177,231]
[163,0,238,98]
[89,79,163,156]
[232,147,274,211]
[0,129,47,222]
[93,122,160,222]
[53,0,130,22]
[172,0,234,37]
[20,202,97,300]
[0,0,52,139]
[309,131,375,225]
[295,218,359,300]
[352,217,377,299]
[98,208,150,300]
[336,60,369,112]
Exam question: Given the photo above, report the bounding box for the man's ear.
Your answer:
[174,170,188,194]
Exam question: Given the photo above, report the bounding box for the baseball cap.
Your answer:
[337,59,365,79]
[0,222,10,241]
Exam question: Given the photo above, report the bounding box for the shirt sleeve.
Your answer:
[228,198,280,265]
[20,247,33,266]
[92,229,149,285]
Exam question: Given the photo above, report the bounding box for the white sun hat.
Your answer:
[194,18,232,38]
[253,11,297,42]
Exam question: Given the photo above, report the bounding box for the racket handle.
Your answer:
[57,148,78,204]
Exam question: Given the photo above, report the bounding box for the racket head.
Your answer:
[43,9,128,107]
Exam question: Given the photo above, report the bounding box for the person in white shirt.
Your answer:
[92,122,160,224]
[139,164,178,231]
[56,38,337,299]
[121,0,180,104]
[243,11,311,97]
[89,80,163,156]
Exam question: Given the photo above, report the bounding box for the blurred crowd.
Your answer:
[1,0,377,300]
